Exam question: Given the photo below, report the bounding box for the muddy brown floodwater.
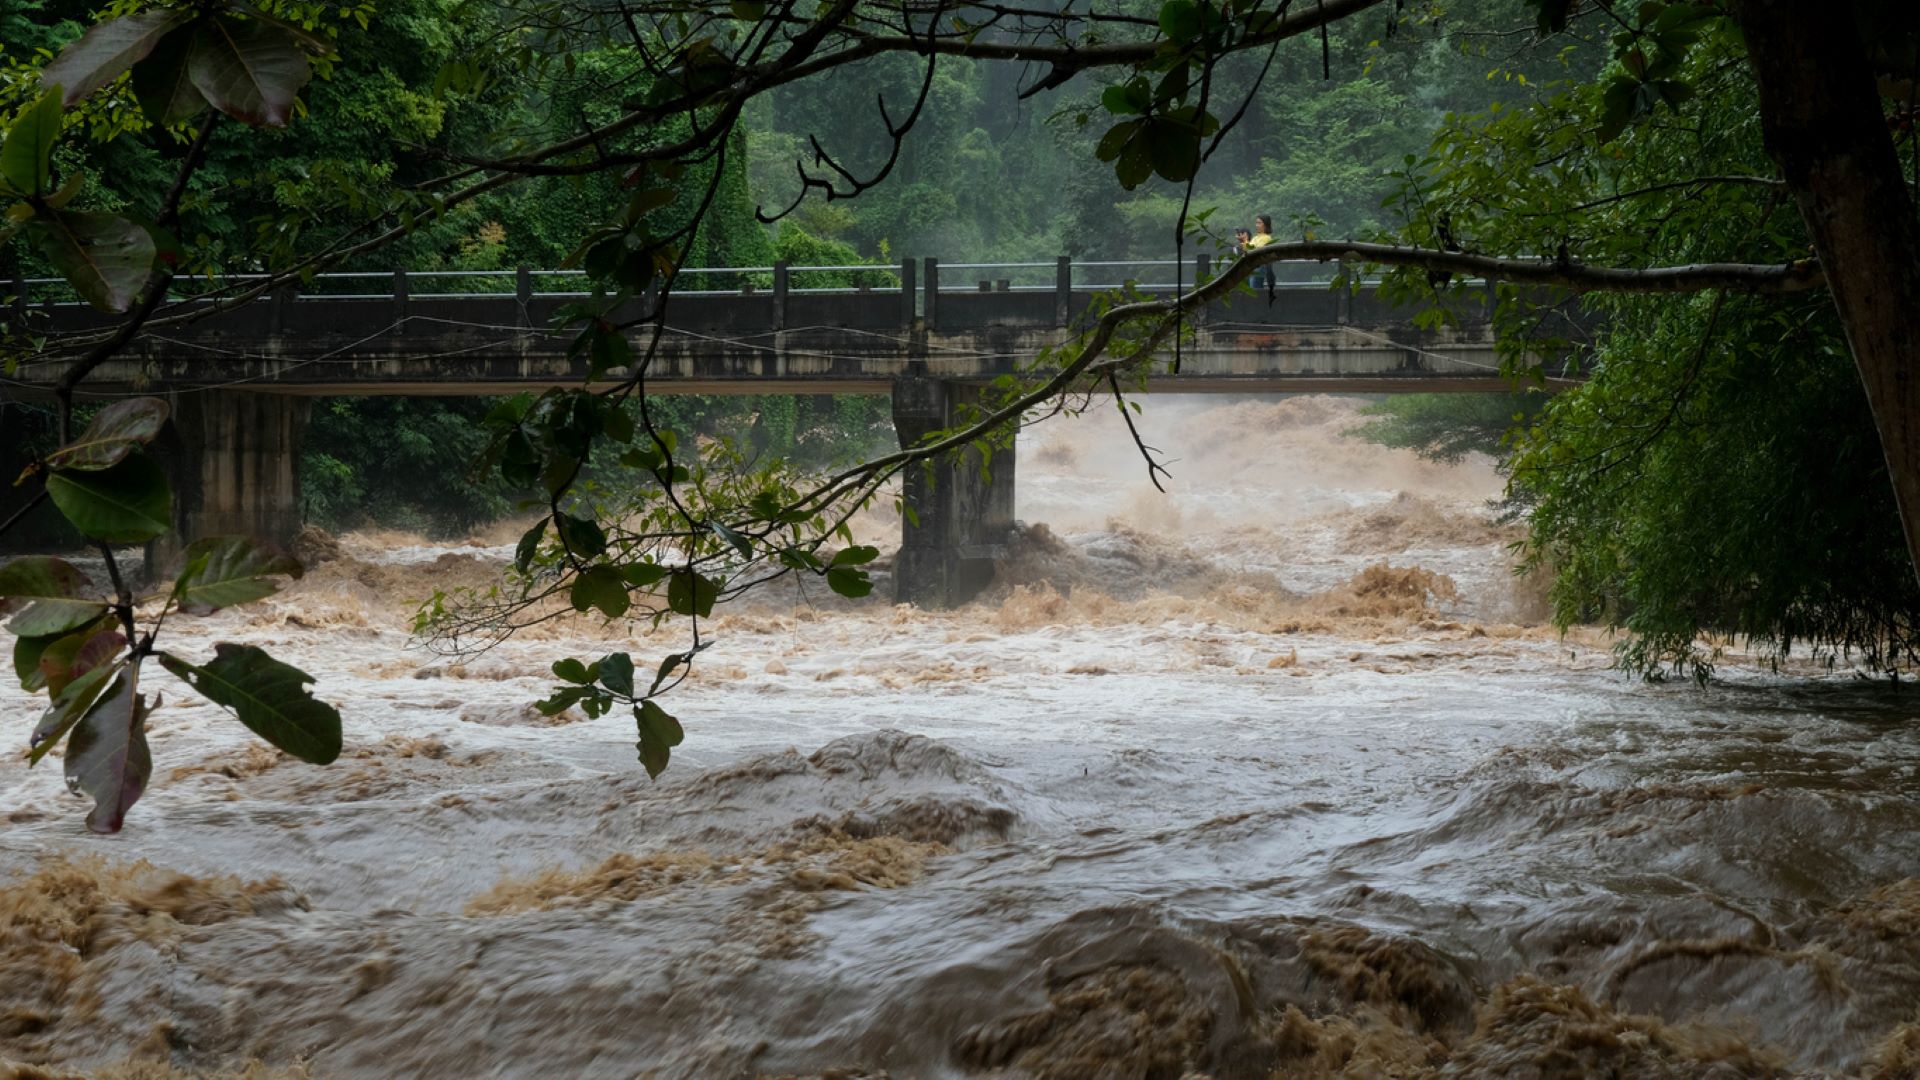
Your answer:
[6,396,1920,1079]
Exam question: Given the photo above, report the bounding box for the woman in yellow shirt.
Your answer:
[1246,214,1275,292]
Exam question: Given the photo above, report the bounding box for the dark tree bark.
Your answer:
[1737,0,1920,579]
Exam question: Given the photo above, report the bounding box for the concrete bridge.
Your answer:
[3,257,1549,606]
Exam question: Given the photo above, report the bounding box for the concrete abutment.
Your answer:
[151,390,310,572]
[890,377,1016,609]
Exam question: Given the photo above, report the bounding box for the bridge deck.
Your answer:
[6,261,1545,397]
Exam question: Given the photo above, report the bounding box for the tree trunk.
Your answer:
[1737,0,1920,581]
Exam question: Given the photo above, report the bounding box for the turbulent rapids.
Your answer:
[6,397,1920,1079]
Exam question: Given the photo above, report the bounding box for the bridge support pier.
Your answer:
[151,391,310,572]
[891,377,1015,609]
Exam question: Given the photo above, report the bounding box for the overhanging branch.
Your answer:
[1243,240,1825,294]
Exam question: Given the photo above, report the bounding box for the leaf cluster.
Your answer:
[1,398,344,831]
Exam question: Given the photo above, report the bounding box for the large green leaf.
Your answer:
[1115,133,1154,190]
[0,556,106,637]
[130,25,203,127]
[64,664,150,834]
[513,519,546,574]
[46,451,172,544]
[1158,0,1202,43]
[635,699,683,779]
[29,657,121,765]
[28,211,156,313]
[1146,119,1201,182]
[826,566,874,598]
[0,87,63,198]
[13,632,57,691]
[666,568,718,617]
[173,536,302,615]
[159,644,341,764]
[570,564,630,618]
[830,545,880,567]
[598,651,635,696]
[41,9,195,107]
[556,513,606,558]
[187,17,312,127]
[45,397,170,472]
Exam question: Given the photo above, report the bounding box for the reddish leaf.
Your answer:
[45,397,170,472]
[187,17,312,127]
[64,664,150,833]
[41,9,195,106]
[130,25,204,127]
[27,211,156,313]
[38,623,125,697]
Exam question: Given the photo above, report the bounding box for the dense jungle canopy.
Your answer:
[4,0,1920,828]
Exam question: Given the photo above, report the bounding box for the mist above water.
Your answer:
[5,396,1920,1079]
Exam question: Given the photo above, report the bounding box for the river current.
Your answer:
[5,397,1920,1078]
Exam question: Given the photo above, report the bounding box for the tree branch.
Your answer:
[1240,239,1825,294]
[52,115,220,438]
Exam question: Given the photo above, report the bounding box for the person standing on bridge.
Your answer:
[1246,214,1276,301]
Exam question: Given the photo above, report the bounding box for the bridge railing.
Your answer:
[6,255,1404,308]
[10,255,1496,344]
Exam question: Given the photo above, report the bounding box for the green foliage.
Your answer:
[772,222,894,289]
[1513,294,1920,677]
[301,397,516,535]
[0,86,62,197]
[1392,19,1920,677]
[1351,393,1546,465]
[744,0,1579,262]
[535,650,686,776]
[0,2,337,311]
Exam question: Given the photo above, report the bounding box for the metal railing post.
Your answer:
[7,276,24,331]
[1335,259,1352,325]
[515,266,533,328]
[1192,253,1211,325]
[392,269,408,335]
[269,283,295,335]
[772,260,790,330]
[1054,256,1071,327]
[900,258,916,328]
[923,257,939,330]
